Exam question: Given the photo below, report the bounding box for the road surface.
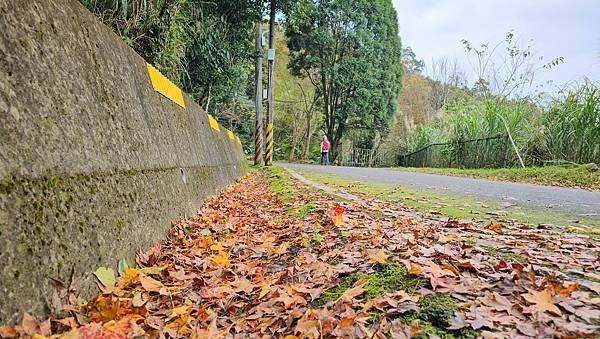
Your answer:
[282,163,600,220]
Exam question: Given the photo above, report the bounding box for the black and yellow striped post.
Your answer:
[265,122,273,166]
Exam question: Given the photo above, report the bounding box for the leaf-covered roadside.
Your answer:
[1,169,599,338]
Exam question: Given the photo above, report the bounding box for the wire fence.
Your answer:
[337,134,598,169]
[400,135,511,169]
[338,147,397,167]
[338,135,518,169]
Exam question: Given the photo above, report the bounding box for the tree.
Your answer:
[429,57,467,113]
[461,30,564,100]
[81,0,301,155]
[286,0,403,160]
[402,46,425,74]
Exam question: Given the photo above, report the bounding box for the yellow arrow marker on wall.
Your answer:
[146,64,186,108]
[227,130,235,140]
[208,115,220,131]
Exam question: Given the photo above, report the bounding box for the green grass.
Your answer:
[266,166,299,203]
[296,202,317,220]
[296,170,600,234]
[394,165,600,191]
[482,246,529,264]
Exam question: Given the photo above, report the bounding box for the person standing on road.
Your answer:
[320,136,330,165]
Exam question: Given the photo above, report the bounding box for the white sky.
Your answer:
[392,0,600,91]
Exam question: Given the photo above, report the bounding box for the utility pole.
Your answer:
[254,23,264,166]
[265,0,276,166]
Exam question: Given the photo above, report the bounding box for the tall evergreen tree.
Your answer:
[286,0,403,159]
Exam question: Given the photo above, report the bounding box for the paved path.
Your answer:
[282,163,600,220]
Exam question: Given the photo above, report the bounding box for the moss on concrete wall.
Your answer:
[0,0,247,324]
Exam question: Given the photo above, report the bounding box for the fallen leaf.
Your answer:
[522,288,562,316]
[486,223,503,234]
[331,203,344,226]
[211,251,231,267]
[0,326,17,338]
[259,284,271,299]
[117,259,130,275]
[93,267,116,288]
[336,279,366,303]
[139,274,163,292]
[367,249,389,264]
[132,292,146,308]
[448,312,466,330]
[139,266,166,276]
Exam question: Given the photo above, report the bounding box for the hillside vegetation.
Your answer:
[80,1,598,169]
[383,32,599,168]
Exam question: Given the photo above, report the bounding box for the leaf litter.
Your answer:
[1,170,599,338]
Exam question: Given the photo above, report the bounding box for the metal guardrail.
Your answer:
[339,147,396,168]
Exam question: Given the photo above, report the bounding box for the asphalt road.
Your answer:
[282,163,600,220]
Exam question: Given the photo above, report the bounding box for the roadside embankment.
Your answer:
[0,0,246,323]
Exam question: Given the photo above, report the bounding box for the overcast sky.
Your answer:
[392,0,600,91]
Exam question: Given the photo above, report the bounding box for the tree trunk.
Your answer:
[303,116,312,160]
[289,118,301,162]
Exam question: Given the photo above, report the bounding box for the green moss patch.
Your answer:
[399,294,479,339]
[315,262,425,306]
[313,262,477,338]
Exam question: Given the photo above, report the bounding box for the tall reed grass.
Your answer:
[543,83,599,164]
[402,81,600,167]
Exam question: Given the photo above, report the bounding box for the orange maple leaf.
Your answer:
[486,223,503,234]
[330,203,344,226]
[367,249,389,264]
[211,251,231,267]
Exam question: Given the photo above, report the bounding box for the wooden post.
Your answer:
[254,23,264,166]
[265,0,276,166]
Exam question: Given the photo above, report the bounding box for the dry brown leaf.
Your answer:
[522,288,562,316]
[367,249,389,264]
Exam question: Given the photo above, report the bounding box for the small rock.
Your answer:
[584,163,599,172]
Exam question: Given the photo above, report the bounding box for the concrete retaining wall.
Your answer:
[0,0,247,323]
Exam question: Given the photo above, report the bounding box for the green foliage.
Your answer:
[266,166,297,203]
[296,202,317,219]
[543,83,600,164]
[402,46,425,74]
[401,81,599,166]
[404,124,447,152]
[286,0,404,159]
[273,30,323,161]
[393,31,598,169]
[311,224,323,246]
